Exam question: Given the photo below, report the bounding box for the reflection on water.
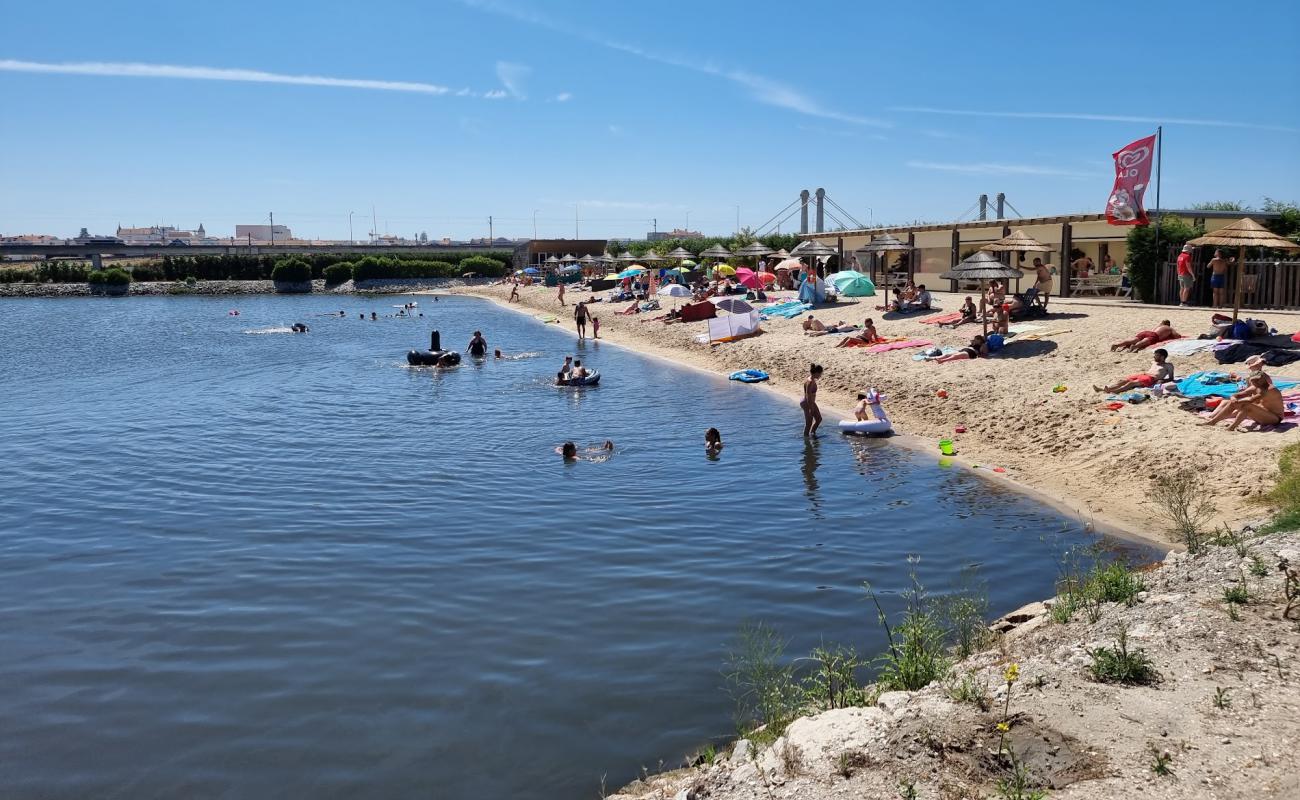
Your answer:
[0,294,1158,799]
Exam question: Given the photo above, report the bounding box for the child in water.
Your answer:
[705,427,723,453]
[592,316,601,339]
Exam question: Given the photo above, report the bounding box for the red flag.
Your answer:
[1105,133,1157,226]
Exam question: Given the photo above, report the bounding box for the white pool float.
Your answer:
[838,389,892,436]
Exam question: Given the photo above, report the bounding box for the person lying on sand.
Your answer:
[934,335,988,363]
[1095,349,1174,393]
[802,315,826,333]
[1111,320,1181,352]
[1201,356,1285,430]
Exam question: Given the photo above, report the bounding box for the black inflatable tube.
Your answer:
[407,349,461,366]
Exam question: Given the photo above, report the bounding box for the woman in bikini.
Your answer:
[1202,357,1285,430]
[934,334,988,364]
[801,364,824,437]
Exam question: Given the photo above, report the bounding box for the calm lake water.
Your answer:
[0,294,1152,798]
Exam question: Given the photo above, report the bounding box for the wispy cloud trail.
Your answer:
[457,0,889,128]
[891,106,1298,134]
[0,58,484,97]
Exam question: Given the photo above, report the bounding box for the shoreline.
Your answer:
[453,282,1300,551]
[0,277,486,298]
[454,288,1165,551]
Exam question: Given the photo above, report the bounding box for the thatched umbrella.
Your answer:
[941,251,1025,337]
[1186,218,1300,323]
[638,251,665,262]
[860,233,911,284]
[578,254,597,264]
[979,229,1052,254]
[616,250,638,261]
[665,246,696,260]
[698,243,733,260]
[735,242,775,258]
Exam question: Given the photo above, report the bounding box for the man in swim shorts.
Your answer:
[1207,249,1233,308]
[1110,320,1181,352]
[1095,348,1174,393]
[1031,258,1053,307]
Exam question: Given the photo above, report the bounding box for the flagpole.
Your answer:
[1153,126,1163,278]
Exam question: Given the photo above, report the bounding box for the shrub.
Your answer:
[800,643,870,710]
[866,561,950,691]
[1088,628,1159,685]
[723,621,802,743]
[458,255,507,277]
[1259,443,1300,533]
[270,258,312,283]
[1149,468,1216,553]
[129,263,165,282]
[1126,215,1204,303]
[0,266,36,283]
[34,261,91,283]
[323,262,354,286]
[87,268,131,285]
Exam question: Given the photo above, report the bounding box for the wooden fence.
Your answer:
[1155,259,1300,308]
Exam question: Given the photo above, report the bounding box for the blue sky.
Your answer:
[2,0,1297,241]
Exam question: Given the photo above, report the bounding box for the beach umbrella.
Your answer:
[715,297,754,314]
[561,253,578,262]
[578,254,597,264]
[735,267,761,289]
[775,257,804,271]
[616,267,645,279]
[735,242,775,259]
[713,264,737,276]
[559,263,581,273]
[770,248,790,259]
[665,246,696,260]
[658,284,692,297]
[698,244,733,260]
[524,267,540,275]
[602,272,621,281]
[792,240,838,257]
[1186,218,1300,324]
[939,250,1024,282]
[616,251,638,262]
[859,233,912,283]
[979,229,1052,254]
[827,270,877,297]
[638,251,666,262]
[544,255,561,265]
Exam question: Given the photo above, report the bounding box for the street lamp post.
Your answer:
[532,209,539,240]
[348,211,357,244]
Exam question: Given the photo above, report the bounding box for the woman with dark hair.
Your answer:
[801,364,824,437]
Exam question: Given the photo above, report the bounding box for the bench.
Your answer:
[1071,274,1124,296]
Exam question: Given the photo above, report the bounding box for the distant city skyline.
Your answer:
[2,0,1297,241]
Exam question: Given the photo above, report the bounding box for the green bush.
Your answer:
[0,266,36,283]
[129,263,165,282]
[87,268,131,285]
[458,255,506,277]
[270,258,312,283]
[351,256,458,281]
[866,565,950,691]
[1088,628,1159,685]
[323,262,354,285]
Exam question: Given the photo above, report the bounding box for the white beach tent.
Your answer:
[703,310,761,343]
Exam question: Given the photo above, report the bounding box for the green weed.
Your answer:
[1213,687,1231,709]
[1088,628,1160,685]
[866,560,951,691]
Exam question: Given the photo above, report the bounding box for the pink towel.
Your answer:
[864,339,932,354]
[920,312,963,325]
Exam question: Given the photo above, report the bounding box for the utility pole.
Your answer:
[653,217,657,235]
[269,211,274,245]
[348,211,356,245]
[735,205,741,235]
[488,215,493,246]
[575,203,579,239]
[371,205,377,244]
[532,210,538,240]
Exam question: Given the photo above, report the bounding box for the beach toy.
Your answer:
[1102,402,1125,411]
[938,439,955,456]
[729,369,769,383]
[993,467,1006,473]
[936,389,949,399]
[1052,384,1067,393]
[954,425,967,434]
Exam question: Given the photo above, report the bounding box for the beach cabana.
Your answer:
[1186,218,1300,324]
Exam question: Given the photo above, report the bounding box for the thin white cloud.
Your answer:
[607,124,623,135]
[484,89,508,99]
[458,0,889,128]
[495,61,529,100]
[553,92,572,102]
[919,128,961,140]
[906,160,1098,178]
[0,58,495,97]
[891,106,1298,134]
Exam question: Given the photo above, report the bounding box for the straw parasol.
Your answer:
[638,251,665,262]
[578,254,597,264]
[1187,218,1300,324]
[616,250,638,262]
[979,229,1052,254]
[665,246,696,260]
[793,240,837,256]
[561,253,577,262]
[859,233,911,283]
[735,242,775,259]
[941,251,1025,337]
[698,244,733,260]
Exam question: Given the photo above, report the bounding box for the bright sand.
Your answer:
[456,283,1300,547]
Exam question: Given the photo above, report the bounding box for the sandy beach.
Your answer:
[457,283,1300,547]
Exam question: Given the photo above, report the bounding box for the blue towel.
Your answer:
[1176,370,1298,398]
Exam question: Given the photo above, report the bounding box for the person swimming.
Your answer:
[705,427,723,453]
[560,442,578,460]
[494,349,503,359]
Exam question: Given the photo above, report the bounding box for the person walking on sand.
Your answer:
[1208,249,1234,308]
[1031,257,1053,308]
[801,364,824,437]
[574,301,589,340]
[509,283,520,302]
[1176,244,1195,306]
[557,280,566,307]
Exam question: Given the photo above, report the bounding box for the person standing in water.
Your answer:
[801,364,823,437]
[574,301,589,340]
[466,330,488,358]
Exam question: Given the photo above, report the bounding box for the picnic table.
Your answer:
[1070,274,1126,296]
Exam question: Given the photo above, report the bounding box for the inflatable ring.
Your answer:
[407,349,461,366]
[729,369,769,383]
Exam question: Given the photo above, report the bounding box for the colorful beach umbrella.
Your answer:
[524,267,540,275]
[735,267,761,289]
[828,270,876,297]
[658,284,692,297]
[713,265,736,276]
[616,268,645,279]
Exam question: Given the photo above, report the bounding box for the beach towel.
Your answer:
[863,339,932,354]
[1175,371,1300,398]
[912,347,959,361]
[920,312,964,325]
[765,302,814,320]
[1161,338,1231,356]
[1197,392,1300,430]
[1006,322,1044,334]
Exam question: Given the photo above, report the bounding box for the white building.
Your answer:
[235,224,293,243]
[116,224,207,244]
